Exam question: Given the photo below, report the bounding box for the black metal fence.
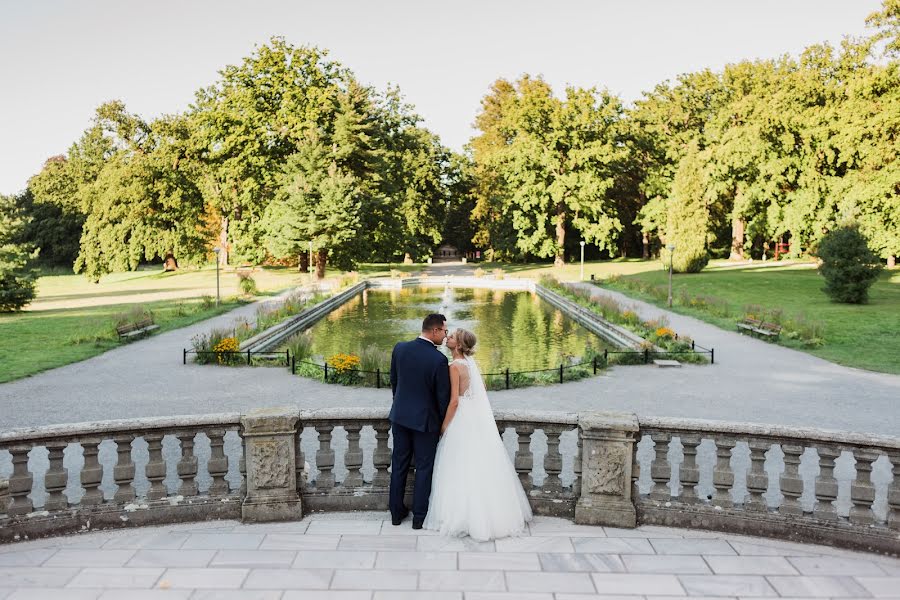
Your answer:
[183,348,291,366]
[183,342,714,390]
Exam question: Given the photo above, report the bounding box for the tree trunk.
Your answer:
[299,251,309,273]
[315,248,327,280]
[403,253,413,265]
[554,202,566,267]
[218,216,229,266]
[642,232,650,260]
[163,253,178,272]
[888,255,896,269]
[729,216,745,260]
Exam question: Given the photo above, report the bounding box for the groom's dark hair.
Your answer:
[422,313,446,332]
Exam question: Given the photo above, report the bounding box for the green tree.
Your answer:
[666,142,710,272]
[0,194,39,312]
[817,225,883,303]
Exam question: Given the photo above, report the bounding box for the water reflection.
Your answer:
[300,286,610,373]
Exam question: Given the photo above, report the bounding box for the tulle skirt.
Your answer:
[423,394,533,541]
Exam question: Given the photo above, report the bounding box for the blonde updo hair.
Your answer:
[454,328,477,356]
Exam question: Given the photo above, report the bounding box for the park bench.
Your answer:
[116,318,159,341]
[736,317,782,340]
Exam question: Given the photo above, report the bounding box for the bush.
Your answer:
[359,344,389,373]
[285,332,314,362]
[817,225,883,304]
[191,328,232,365]
[114,305,154,328]
[237,270,258,296]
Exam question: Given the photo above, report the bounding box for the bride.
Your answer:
[423,328,533,540]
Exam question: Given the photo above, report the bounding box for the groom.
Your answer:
[388,313,451,529]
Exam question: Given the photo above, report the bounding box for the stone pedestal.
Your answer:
[575,412,639,528]
[241,407,304,522]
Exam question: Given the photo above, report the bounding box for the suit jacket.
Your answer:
[389,337,451,433]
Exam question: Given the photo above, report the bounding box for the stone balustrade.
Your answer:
[634,417,899,554]
[0,414,245,542]
[1,409,897,554]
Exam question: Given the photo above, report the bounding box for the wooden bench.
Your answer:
[737,317,782,339]
[116,318,159,341]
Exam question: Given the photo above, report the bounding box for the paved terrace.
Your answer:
[1,512,899,599]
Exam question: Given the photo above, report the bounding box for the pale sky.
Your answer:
[0,0,883,195]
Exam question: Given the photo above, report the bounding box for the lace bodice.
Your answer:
[451,358,471,397]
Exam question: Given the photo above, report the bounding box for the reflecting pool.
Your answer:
[298,286,611,373]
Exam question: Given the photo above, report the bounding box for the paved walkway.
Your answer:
[1,512,898,599]
[0,268,898,436]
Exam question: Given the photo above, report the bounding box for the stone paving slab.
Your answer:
[0,513,897,598]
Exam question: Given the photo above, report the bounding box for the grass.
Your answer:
[596,261,900,374]
[0,265,313,383]
[0,297,245,383]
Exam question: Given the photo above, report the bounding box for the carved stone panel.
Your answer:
[252,440,291,490]
[585,445,626,496]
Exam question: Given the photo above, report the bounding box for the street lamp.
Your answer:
[580,240,586,281]
[666,243,676,308]
[213,247,221,307]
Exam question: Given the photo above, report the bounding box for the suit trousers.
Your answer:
[389,421,439,521]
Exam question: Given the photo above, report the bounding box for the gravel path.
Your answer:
[0,271,897,437]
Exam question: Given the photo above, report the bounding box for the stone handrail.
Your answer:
[1,408,897,554]
[0,413,245,542]
[636,416,899,554]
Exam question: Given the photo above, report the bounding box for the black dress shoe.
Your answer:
[412,519,424,530]
[391,508,409,526]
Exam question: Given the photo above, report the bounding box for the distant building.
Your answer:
[433,244,460,263]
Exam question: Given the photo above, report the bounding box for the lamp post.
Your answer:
[580,240,586,281]
[213,247,221,307]
[666,243,676,308]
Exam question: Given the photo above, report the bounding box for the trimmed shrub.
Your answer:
[817,225,883,304]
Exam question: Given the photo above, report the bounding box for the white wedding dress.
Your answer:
[423,357,533,541]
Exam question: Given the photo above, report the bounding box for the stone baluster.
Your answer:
[372,422,391,488]
[572,428,583,497]
[888,452,899,531]
[779,443,804,516]
[43,441,69,512]
[177,432,199,497]
[813,445,839,521]
[543,427,563,493]
[239,454,247,497]
[112,434,135,504]
[712,438,736,508]
[343,423,364,488]
[678,435,701,503]
[207,429,229,496]
[649,432,671,501]
[295,430,306,491]
[7,444,33,517]
[144,433,167,501]
[849,449,879,526]
[631,432,642,499]
[80,439,104,506]
[0,479,8,515]
[315,424,335,489]
[514,424,535,491]
[745,439,769,512]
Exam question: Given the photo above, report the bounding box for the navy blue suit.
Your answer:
[388,337,451,521]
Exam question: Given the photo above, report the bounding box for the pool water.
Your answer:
[299,286,610,374]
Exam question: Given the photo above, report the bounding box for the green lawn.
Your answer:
[0,265,311,383]
[597,261,900,374]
